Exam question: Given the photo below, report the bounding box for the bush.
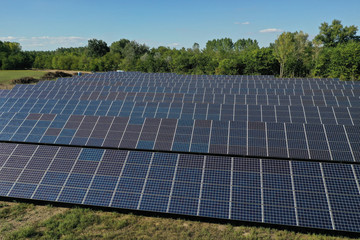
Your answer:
[12,77,39,84]
[41,71,73,80]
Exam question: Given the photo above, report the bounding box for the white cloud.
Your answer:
[234,21,250,25]
[259,28,283,33]
[0,36,17,41]
[0,36,88,50]
[167,42,180,47]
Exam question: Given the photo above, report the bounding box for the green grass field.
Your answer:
[0,201,357,240]
[0,70,47,85]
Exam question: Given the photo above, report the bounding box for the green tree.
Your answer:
[234,38,259,51]
[192,43,200,52]
[274,31,312,77]
[328,42,360,80]
[87,39,110,57]
[274,32,295,77]
[243,48,278,75]
[315,19,359,47]
[110,39,130,55]
[205,38,234,53]
[215,58,242,75]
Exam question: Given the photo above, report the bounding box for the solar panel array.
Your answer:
[0,71,360,233]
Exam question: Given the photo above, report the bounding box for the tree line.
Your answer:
[0,20,359,80]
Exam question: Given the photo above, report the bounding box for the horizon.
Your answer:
[1,0,360,51]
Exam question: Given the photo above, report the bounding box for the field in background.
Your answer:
[0,70,90,89]
[0,200,356,240]
[0,70,47,87]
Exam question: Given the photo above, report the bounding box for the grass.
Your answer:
[0,201,358,240]
[0,70,47,85]
[0,69,88,89]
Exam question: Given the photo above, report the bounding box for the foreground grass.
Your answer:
[0,201,357,240]
[0,70,47,85]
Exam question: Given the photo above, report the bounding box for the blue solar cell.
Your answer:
[122,164,149,179]
[263,189,294,207]
[292,161,321,176]
[231,202,262,222]
[203,170,230,185]
[175,167,202,183]
[137,141,154,150]
[66,173,93,188]
[41,172,68,186]
[172,143,190,152]
[26,135,43,142]
[139,194,169,212]
[0,181,13,195]
[78,148,105,161]
[168,197,198,215]
[190,143,208,153]
[293,176,325,192]
[84,189,113,206]
[232,186,261,204]
[148,165,175,180]
[199,199,229,219]
[18,170,44,184]
[90,175,118,191]
[126,152,153,165]
[40,136,57,144]
[8,183,37,198]
[0,168,22,182]
[33,185,62,201]
[96,162,123,176]
[58,187,87,204]
[263,174,292,190]
[297,208,333,229]
[202,184,230,201]
[332,212,360,232]
[264,205,296,226]
[55,137,73,144]
[111,192,140,209]
[117,177,145,193]
[144,179,172,195]
[325,178,359,195]
[296,191,329,210]
[151,152,178,166]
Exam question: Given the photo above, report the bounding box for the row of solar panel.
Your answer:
[0,113,358,161]
[5,88,360,104]
[0,143,359,232]
[52,72,355,83]
[37,79,360,88]
[12,82,360,94]
[53,74,343,82]
[45,79,360,87]
[0,99,358,125]
[2,91,359,108]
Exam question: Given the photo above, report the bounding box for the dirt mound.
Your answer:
[12,77,39,84]
[41,71,73,80]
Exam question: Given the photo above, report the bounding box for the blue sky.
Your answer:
[1,0,359,50]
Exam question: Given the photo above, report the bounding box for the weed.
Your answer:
[41,208,100,239]
[6,226,38,240]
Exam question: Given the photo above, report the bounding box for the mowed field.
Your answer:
[0,201,356,240]
[0,70,88,89]
[0,70,47,87]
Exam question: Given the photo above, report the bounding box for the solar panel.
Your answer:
[0,71,359,234]
[1,142,360,232]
